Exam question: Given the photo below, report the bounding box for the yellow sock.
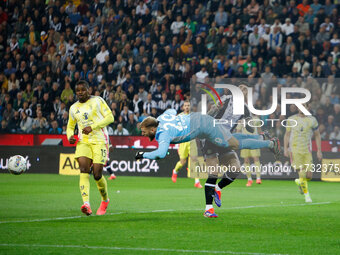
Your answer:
[255,161,261,179]
[299,177,308,194]
[80,173,90,204]
[174,161,183,174]
[95,176,108,201]
[244,163,252,180]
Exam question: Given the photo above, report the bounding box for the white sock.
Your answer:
[195,178,200,184]
[257,177,261,180]
[215,184,221,191]
[304,192,310,197]
[173,169,178,174]
[248,177,252,181]
[84,201,90,206]
[269,141,274,148]
[205,204,213,211]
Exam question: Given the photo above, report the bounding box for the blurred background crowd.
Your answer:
[0,0,339,141]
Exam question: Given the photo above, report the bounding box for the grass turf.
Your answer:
[0,174,339,255]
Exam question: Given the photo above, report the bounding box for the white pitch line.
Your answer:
[0,202,331,224]
[0,212,124,224]
[0,243,289,255]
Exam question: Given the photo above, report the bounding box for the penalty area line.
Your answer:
[0,202,331,224]
[0,243,289,255]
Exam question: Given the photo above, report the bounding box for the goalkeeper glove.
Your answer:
[135,151,144,160]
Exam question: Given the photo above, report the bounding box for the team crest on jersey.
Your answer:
[83,112,89,120]
[76,109,80,114]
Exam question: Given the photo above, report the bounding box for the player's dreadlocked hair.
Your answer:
[141,117,159,128]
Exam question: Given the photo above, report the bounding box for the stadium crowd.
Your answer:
[0,0,340,142]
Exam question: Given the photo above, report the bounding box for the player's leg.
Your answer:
[200,119,280,159]
[298,153,313,202]
[215,151,241,206]
[203,156,219,218]
[291,151,312,202]
[107,167,116,180]
[78,156,93,215]
[188,157,202,188]
[172,142,189,183]
[172,157,186,183]
[92,144,110,215]
[107,141,116,180]
[75,143,93,215]
[243,154,253,187]
[252,153,261,184]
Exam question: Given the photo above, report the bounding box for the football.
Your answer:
[8,155,27,175]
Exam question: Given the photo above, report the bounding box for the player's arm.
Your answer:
[207,103,221,116]
[136,133,171,160]
[284,130,291,158]
[243,103,255,133]
[66,107,77,144]
[83,98,114,134]
[314,128,322,161]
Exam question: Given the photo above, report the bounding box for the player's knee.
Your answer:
[180,159,186,165]
[93,172,102,181]
[79,166,90,173]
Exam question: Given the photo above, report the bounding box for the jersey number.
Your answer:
[160,115,186,131]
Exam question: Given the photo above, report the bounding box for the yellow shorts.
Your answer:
[290,150,313,170]
[240,149,260,158]
[75,142,109,164]
[178,142,190,159]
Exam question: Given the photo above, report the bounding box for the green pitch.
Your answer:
[0,174,339,255]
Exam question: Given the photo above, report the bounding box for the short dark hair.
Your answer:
[76,80,89,89]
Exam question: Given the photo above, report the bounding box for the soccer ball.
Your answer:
[8,155,27,175]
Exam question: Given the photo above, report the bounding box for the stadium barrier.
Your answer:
[0,134,338,151]
[1,146,339,181]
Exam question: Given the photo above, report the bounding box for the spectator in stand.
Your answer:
[48,120,62,134]
[19,111,33,133]
[32,109,49,134]
[0,119,9,133]
[60,82,74,104]
[0,0,338,138]
[114,124,129,135]
[8,111,21,133]
[143,93,157,116]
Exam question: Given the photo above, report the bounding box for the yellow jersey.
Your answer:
[286,114,318,152]
[67,96,114,145]
[178,111,190,148]
[237,117,261,135]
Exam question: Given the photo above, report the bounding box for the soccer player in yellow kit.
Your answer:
[67,80,114,215]
[284,107,322,203]
[171,101,202,188]
[237,116,262,187]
